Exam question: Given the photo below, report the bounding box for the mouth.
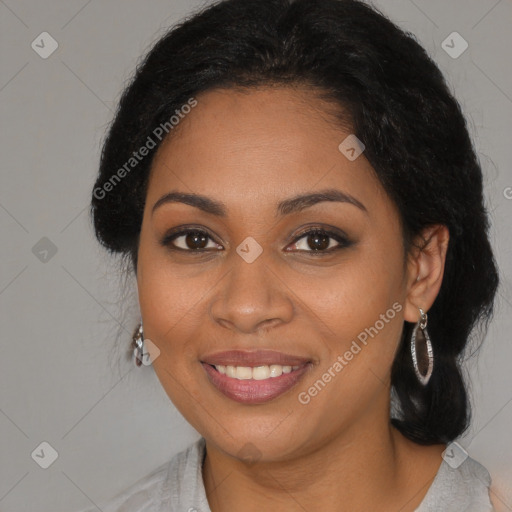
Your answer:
[200,350,313,404]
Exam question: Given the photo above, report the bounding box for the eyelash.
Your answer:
[160,226,353,256]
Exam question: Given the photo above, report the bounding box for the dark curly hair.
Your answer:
[90,0,499,445]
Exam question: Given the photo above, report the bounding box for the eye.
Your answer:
[161,228,221,252]
[287,227,353,254]
[161,226,353,254]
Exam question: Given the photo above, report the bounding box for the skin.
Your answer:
[136,86,450,512]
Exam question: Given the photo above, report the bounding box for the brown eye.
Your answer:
[305,231,330,251]
[162,229,221,251]
[182,231,209,250]
[288,228,353,254]
[161,226,353,255]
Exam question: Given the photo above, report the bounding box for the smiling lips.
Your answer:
[201,350,312,404]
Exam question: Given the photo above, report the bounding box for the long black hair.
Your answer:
[90,0,499,445]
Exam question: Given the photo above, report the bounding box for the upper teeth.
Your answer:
[215,364,301,380]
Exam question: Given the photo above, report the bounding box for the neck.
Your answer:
[202,409,444,512]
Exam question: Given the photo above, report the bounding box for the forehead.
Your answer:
[147,86,389,218]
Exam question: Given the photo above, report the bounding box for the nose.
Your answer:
[209,250,294,335]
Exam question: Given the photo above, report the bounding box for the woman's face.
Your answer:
[137,86,416,461]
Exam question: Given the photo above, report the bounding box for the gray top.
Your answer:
[79,438,495,511]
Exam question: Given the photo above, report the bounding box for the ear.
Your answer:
[403,224,450,323]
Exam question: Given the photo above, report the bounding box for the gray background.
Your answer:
[0,0,511,511]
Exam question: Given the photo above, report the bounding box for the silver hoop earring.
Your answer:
[132,321,144,367]
[410,308,434,385]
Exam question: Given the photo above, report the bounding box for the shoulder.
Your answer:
[416,453,495,512]
[164,436,209,509]
[75,437,207,512]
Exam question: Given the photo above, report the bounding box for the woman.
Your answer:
[86,0,499,510]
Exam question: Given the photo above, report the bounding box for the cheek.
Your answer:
[138,275,205,359]
[285,238,404,340]
[137,252,208,416]
[291,238,405,400]
[136,237,205,361]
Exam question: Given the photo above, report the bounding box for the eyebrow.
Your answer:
[151,188,368,217]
